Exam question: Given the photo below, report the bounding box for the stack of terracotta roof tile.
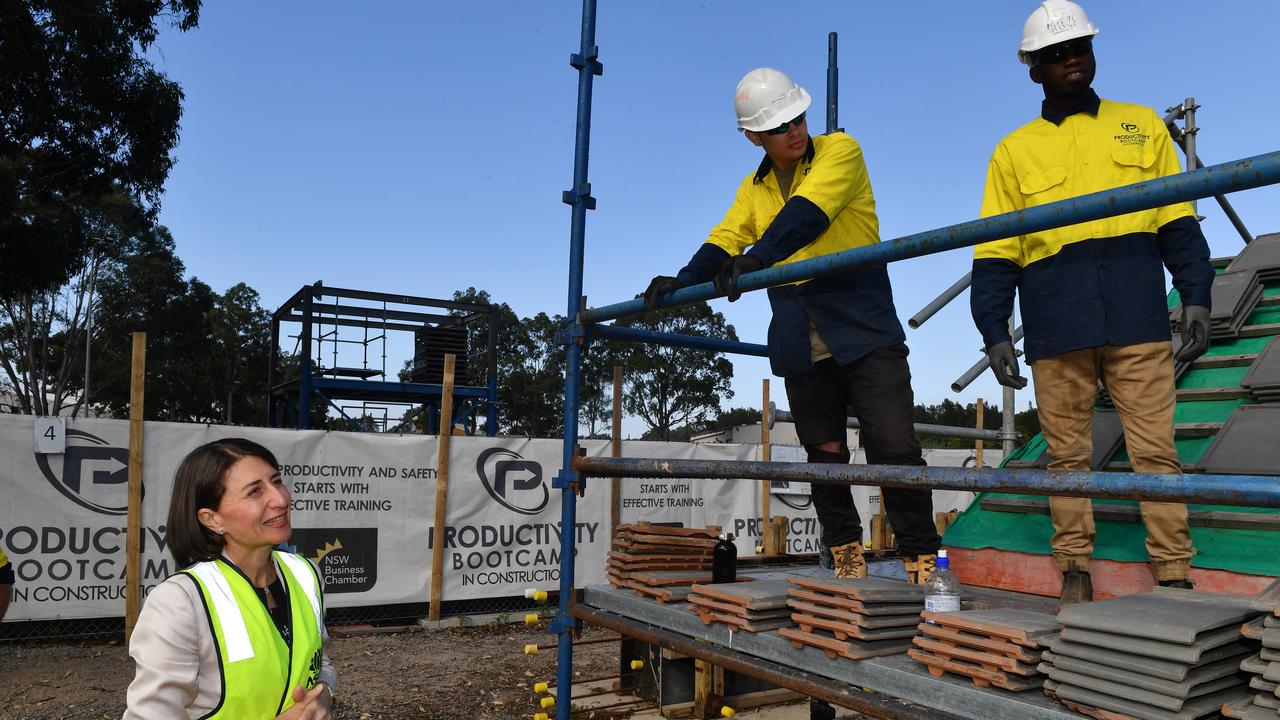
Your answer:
[909,608,1058,692]
[1040,589,1258,720]
[688,580,794,632]
[606,523,718,602]
[1222,580,1280,720]
[777,576,922,660]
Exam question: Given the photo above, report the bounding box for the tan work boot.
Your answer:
[904,554,937,585]
[830,541,867,578]
[1058,570,1093,608]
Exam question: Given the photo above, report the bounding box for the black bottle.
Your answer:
[712,532,737,583]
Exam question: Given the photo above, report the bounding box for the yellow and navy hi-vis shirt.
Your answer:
[675,132,905,378]
[970,91,1213,363]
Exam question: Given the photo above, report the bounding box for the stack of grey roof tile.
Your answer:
[1176,267,1265,340]
[1040,588,1259,720]
[1226,232,1280,282]
[778,576,923,660]
[909,608,1059,691]
[1242,339,1280,403]
[1223,580,1280,719]
[1196,405,1280,475]
[687,580,794,632]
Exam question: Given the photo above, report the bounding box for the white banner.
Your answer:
[0,415,983,621]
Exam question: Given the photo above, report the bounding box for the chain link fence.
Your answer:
[0,594,552,642]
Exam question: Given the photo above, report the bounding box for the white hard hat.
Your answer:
[1018,0,1100,65]
[734,68,812,132]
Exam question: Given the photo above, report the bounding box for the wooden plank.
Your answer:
[611,364,622,535]
[1174,422,1225,438]
[976,396,985,469]
[1176,386,1250,401]
[1191,353,1259,369]
[124,331,146,644]
[760,379,773,557]
[1240,323,1280,339]
[428,353,455,622]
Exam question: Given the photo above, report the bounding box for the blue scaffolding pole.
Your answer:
[551,6,1280,719]
[552,0,602,714]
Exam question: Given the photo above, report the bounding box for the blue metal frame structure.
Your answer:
[268,282,500,435]
[551,2,1280,716]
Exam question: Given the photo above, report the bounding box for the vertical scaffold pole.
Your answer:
[826,32,838,133]
[556,2,602,718]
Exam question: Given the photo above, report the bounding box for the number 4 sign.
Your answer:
[34,417,66,454]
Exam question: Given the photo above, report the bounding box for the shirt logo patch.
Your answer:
[1114,122,1149,146]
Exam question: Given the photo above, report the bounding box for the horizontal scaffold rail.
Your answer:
[580,150,1280,324]
[587,323,769,356]
[572,456,1280,508]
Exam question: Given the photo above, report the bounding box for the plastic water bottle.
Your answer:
[712,533,737,583]
[923,549,961,617]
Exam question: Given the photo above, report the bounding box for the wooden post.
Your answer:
[694,658,725,718]
[975,397,985,469]
[124,332,146,643]
[610,364,623,534]
[759,380,773,557]
[428,353,456,622]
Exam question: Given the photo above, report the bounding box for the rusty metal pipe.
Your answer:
[572,456,1280,508]
[573,606,964,720]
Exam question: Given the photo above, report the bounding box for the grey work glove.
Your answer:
[1176,304,1211,363]
[986,341,1028,389]
[713,254,765,302]
[641,276,684,311]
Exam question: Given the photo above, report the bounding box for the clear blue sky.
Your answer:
[150,1,1280,435]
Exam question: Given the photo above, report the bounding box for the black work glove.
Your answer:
[1175,305,1210,363]
[642,276,684,311]
[713,254,765,302]
[986,341,1028,389]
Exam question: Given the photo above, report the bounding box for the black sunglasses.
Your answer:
[1033,38,1093,67]
[763,111,806,136]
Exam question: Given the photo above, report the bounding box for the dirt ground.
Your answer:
[0,623,619,720]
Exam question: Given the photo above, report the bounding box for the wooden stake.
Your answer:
[975,396,985,469]
[428,353,456,622]
[760,379,772,557]
[124,332,146,643]
[610,364,623,534]
[694,658,725,719]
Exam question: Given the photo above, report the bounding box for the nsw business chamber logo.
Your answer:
[291,528,378,594]
[477,447,548,515]
[34,429,130,516]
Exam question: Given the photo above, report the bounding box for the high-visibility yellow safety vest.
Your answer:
[181,552,324,719]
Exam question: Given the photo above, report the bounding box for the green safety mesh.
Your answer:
[946,275,1280,576]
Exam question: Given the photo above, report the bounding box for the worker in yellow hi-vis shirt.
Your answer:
[641,68,940,583]
[970,0,1214,606]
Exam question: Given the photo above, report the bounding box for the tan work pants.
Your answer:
[1031,341,1192,581]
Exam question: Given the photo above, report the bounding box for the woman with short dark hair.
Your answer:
[124,438,336,719]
